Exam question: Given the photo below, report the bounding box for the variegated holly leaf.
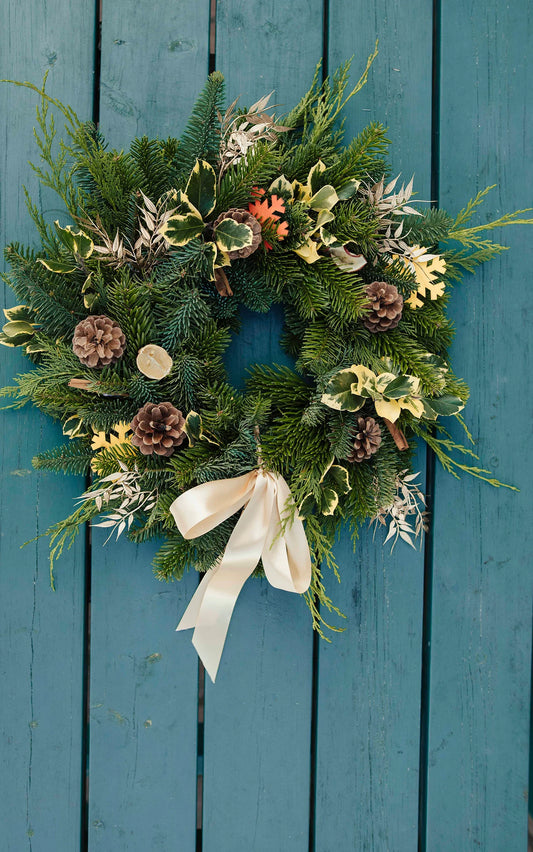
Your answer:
[185,159,217,219]
[161,212,205,247]
[421,394,465,419]
[214,218,253,253]
[54,221,94,258]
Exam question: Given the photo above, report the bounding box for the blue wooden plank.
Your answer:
[86,3,211,848]
[87,536,200,851]
[200,3,323,850]
[314,4,433,849]
[0,2,94,848]
[425,2,533,848]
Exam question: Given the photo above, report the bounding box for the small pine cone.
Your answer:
[213,208,262,259]
[130,402,186,457]
[73,315,126,368]
[347,416,382,463]
[364,281,403,333]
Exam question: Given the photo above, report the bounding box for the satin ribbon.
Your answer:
[170,469,311,682]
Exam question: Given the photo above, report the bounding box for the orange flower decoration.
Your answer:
[248,187,289,250]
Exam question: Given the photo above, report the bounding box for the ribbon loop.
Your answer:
[170,469,311,682]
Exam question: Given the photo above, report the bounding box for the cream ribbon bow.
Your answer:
[170,469,312,682]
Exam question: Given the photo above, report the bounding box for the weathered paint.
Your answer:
[0,2,531,850]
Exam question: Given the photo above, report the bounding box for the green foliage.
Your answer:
[33,439,93,475]
[1,61,525,635]
[175,72,225,175]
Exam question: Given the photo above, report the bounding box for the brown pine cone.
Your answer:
[72,315,126,368]
[213,208,262,259]
[347,416,382,462]
[130,402,186,457]
[364,281,403,333]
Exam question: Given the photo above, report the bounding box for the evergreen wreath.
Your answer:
[2,52,530,634]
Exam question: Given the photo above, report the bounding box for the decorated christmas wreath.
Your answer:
[2,53,529,678]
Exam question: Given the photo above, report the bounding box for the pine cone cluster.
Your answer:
[213,208,262,259]
[347,416,382,462]
[131,402,186,457]
[72,315,126,368]
[364,281,403,333]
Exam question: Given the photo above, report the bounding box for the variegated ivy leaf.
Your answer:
[268,174,293,198]
[160,212,205,247]
[0,318,37,347]
[293,237,322,264]
[382,374,420,399]
[214,218,253,253]
[300,461,351,518]
[185,159,217,219]
[309,184,339,213]
[321,463,351,497]
[54,221,94,258]
[419,353,448,390]
[3,305,33,323]
[2,320,36,338]
[38,258,77,274]
[24,338,47,354]
[62,415,88,439]
[321,367,366,411]
[308,160,327,195]
[322,364,426,423]
[184,410,203,446]
[0,331,30,347]
[337,178,360,200]
[203,242,218,281]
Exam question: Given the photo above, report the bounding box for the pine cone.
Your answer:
[130,402,186,457]
[364,281,403,333]
[347,416,382,462]
[213,208,262,259]
[73,315,126,368]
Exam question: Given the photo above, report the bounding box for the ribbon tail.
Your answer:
[177,473,275,683]
[261,473,312,594]
[176,568,217,632]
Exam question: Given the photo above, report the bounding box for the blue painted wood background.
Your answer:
[1,2,532,850]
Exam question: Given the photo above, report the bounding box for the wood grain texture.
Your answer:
[200,4,323,850]
[87,536,199,851]
[0,2,93,848]
[99,0,212,148]
[314,4,433,848]
[426,2,533,848]
[86,3,212,848]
